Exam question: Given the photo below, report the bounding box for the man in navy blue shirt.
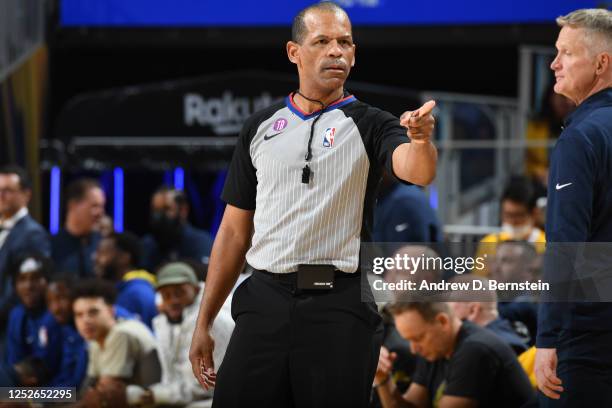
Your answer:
[535,8,612,406]
[374,172,442,245]
[51,178,106,278]
[141,187,213,272]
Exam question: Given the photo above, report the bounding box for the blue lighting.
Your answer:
[174,167,185,191]
[163,170,172,187]
[113,167,124,232]
[429,184,439,210]
[50,166,61,235]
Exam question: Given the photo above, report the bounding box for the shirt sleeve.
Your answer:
[410,356,432,388]
[221,116,258,210]
[443,342,499,400]
[372,109,410,181]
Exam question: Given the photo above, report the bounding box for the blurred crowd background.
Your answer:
[1,0,611,406]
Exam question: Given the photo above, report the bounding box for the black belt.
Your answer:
[253,268,359,281]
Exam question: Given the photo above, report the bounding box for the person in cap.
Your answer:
[128,262,234,407]
[4,253,62,381]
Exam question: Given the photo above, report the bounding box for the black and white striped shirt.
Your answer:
[222,92,409,273]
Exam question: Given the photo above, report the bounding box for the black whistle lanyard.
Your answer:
[294,90,326,184]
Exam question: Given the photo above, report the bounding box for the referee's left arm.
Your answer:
[189,205,254,390]
[393,100,438,185]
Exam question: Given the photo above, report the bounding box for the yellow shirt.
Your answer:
[474,228,546,277]
[518,346,537,388]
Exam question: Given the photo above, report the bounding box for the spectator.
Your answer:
[0,165,50,334]
[44,274,88,388]
[4,254,62,377]
[491,241,540,343]
[382,245,443,300]
[476,176,546,276]
[374,172,442,245]
[448,275,529,354]
[41,275,140,390]
[51,178,106,278]
[72,279,160,408]
[372,246,443,408]
[374,302,534,408]
[95,215,114,238]
[93,232,157,329]
[490,240,540,285]
[0,356,49,387]
[141,187,213,271]
[128,262,234,406]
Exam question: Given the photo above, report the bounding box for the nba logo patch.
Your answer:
[323,127,336,148]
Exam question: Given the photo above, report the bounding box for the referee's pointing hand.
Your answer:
[400,100,436,143]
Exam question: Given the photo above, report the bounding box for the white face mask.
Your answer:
[501,222,533,240]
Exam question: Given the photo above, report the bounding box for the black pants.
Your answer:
[539,329,612,407]
[213,270,383,408]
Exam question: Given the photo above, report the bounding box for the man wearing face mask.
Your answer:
[141,187,213,272]
[476,176,546,277]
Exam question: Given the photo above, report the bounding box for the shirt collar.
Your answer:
[0,207,28,230]
[564,87,612,128]
[286,91,357,120]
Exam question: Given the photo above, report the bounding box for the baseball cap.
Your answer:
[156,262,199,288]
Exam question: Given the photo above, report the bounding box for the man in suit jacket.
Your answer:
[0,165,51,333]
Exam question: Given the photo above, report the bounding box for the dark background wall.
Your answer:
[47,23,560,126]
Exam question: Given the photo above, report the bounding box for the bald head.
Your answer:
[292,1,351,44]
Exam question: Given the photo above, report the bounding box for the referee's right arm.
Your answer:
[189,204,254,389]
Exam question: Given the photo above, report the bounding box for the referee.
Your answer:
[189,2,437,407]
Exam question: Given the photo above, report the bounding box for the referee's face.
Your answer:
[289,9,356,93]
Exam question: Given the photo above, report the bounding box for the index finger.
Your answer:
[413,100,436,118]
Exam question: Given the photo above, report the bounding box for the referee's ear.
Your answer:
[287,41,300,67]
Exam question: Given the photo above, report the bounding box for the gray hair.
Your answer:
[557,8,612,53]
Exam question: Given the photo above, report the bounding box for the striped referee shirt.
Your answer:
[222,92,409,273]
